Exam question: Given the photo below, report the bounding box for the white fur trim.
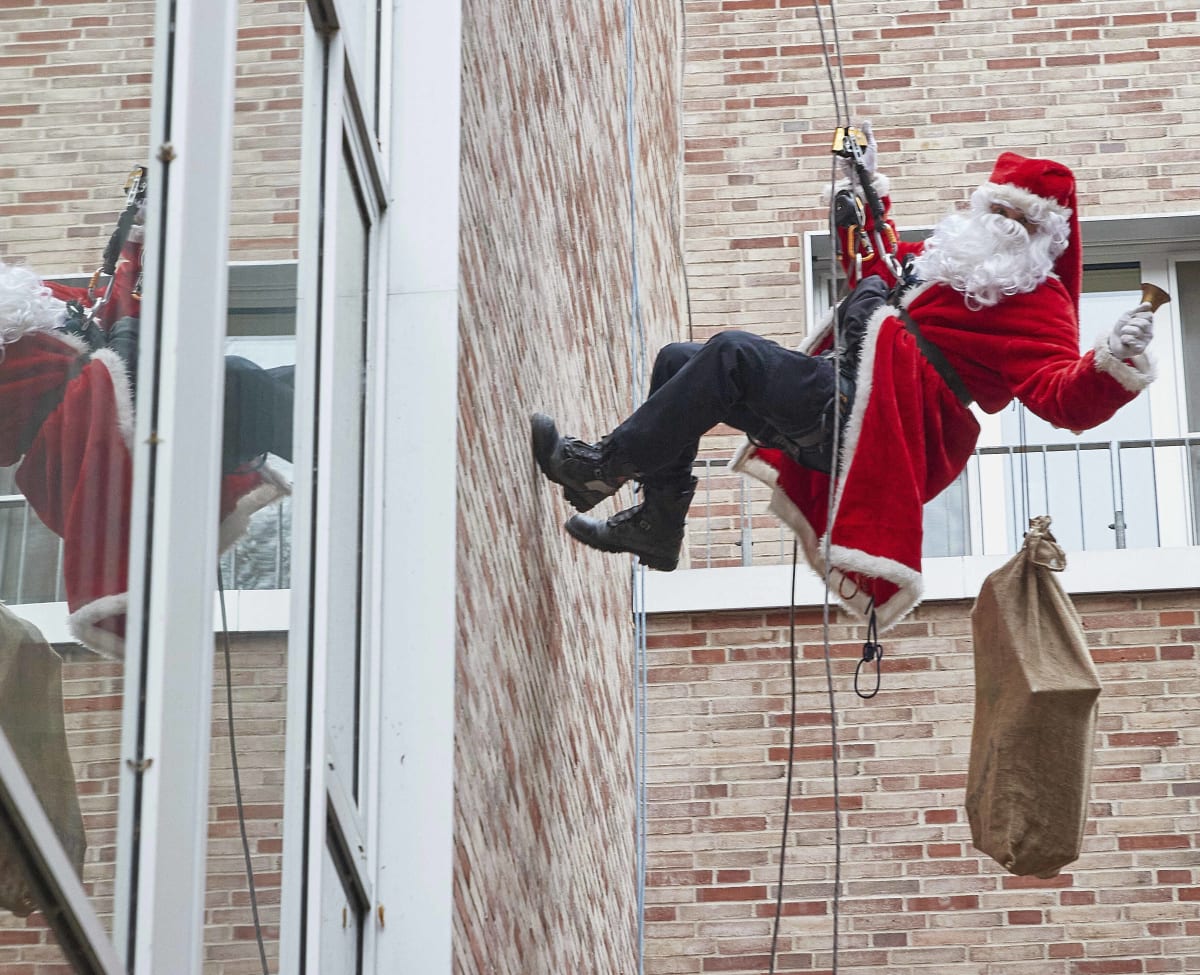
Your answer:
[218,463,292,554]
[1092,334,1156,392]
[798,304,835,355]
[979,181,1072,220]
[731,444,924,632]
[732,292,927,633]
[67,593,128,659]
[89,348,136,447]
[49,330,90,356]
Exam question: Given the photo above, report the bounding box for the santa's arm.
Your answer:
[1001,300,1154,432]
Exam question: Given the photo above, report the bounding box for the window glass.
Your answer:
[1177,260,1200,542]
[323,146,370,800]
[335,0,383,131]
[924,265,1165,556]
[0,0,154,950]
[0,0,314,967]
[219,263,297,592]
[203,3,306,970]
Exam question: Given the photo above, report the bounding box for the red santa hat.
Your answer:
[979,152,1080,309]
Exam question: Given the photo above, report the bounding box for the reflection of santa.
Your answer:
[0,258,287,658]
[734,151,1156,629]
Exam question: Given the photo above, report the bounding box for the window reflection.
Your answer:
[323,146,370,800]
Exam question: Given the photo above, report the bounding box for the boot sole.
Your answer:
[530,414,608,513]
[564,517,679,572]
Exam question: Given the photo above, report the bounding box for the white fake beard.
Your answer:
[0,261,66,348]
[911,206,1064,310]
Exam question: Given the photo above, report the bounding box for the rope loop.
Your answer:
[854,607,883,699]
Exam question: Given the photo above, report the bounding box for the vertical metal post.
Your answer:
[740,476,753,567]
[1109,441,1127,550]
[112,0,238,971]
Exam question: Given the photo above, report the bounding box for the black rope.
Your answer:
[768,541,801,973]
[824,1,853,125]
[854,604,883,700]
[217,567,270,975]
[810,0,849,127]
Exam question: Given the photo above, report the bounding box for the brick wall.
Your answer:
[645,1,1200,971]
[678,0,1200,470]
[643,593,1200,974]
[0,0,302,275]
[454,0,684,970]
[0,633,286,973]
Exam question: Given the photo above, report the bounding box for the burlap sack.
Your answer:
[966,516,1100,879]
[0,603,86,915]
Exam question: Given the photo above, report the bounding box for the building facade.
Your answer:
[0,1,1196,974]
[641,2,1200,973]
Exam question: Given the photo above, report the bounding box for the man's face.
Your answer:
[988,201,1037,235]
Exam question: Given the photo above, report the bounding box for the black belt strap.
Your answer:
[894,305,974,407]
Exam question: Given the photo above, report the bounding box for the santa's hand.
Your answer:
[1108,302,1154,358]
[839,119,877,177]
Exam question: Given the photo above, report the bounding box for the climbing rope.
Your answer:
[766,3,874,973]
[625,1,652,972]
[217,568,270,975]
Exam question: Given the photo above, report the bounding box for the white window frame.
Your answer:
[279,1,462,972]
[0,1,461,971]
[112,0,241,972]
[648,216,1200,615]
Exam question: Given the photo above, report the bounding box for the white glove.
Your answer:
[1108,302,1154,358]
[838,119,877,178]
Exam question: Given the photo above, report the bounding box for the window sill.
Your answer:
[10,590,290,649]
[644,546,1200,615]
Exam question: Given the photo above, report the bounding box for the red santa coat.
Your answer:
[732,234,1155,632]
[0,256,288,658]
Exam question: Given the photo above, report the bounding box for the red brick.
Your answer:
[907,895,978,912]
[1118,834,1190,851]
[697,885,768,902]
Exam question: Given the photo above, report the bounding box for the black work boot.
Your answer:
[564,478,697,571]
[531,412,635,512]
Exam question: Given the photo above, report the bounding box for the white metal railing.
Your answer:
[2,436,1197,598]
[0,491,291,605]
[686,434,1200,569]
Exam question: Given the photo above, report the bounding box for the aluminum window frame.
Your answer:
[279,2,460,972]
[279,6,392,971]
[110,0,241,972]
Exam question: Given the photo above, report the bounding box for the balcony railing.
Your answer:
[684,435,1200,569]
[0,490,291,605]
[1,436,1197,602]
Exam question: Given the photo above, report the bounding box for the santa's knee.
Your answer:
[650,341,701,390]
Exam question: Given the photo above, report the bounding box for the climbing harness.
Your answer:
[895,303,974,407]
[85,166,147,325]
[831,127,905,282]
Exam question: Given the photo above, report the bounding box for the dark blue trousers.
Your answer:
[223,356,294,472]
[606,330,841,489]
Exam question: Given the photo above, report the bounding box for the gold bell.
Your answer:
[1140,282,1171,312]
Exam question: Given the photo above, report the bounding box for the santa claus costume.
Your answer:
[731,152,1155,631]
[0,243,288,658]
